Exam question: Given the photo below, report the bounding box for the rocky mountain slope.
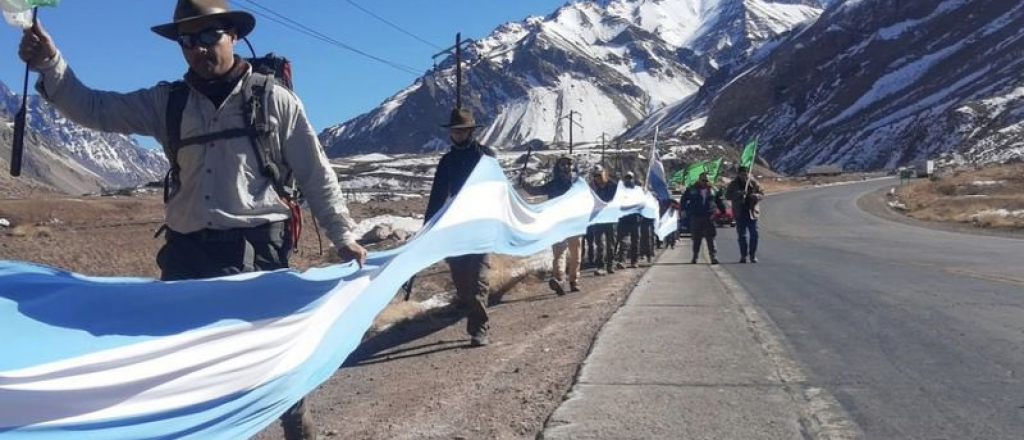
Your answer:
[321,0,823,156]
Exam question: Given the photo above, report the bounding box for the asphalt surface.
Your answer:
[717,179,1024,440]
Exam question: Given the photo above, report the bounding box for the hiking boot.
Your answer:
[615,262,626,270]
[570,281,581,292]
[281,410,317,440]
[470,332,490,347]
[549,279,566,296]
[595,269,607,276]
[690,258,698,264]
[710,258,720,265]
[739,257,747,264]
[629,262,638,268]
[606,266,615,274]
[750,256,759,263]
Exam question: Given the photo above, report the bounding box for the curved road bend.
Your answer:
[715,179,1024,440]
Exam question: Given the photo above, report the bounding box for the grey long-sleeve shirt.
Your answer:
[33,52,357,246]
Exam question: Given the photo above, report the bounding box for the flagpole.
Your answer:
[644,126,659,193]
[10,7,38,177]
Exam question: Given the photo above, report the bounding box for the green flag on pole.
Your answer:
[740,137,758,169]
[1,0,58,29]
[706,157,724,182]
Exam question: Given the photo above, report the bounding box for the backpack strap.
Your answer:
[164,81,190,203]
[162,73,297,203]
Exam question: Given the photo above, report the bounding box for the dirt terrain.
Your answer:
[0,190,658,440]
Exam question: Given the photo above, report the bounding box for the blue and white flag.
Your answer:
[0,156,666,439]
[646,127,671,201]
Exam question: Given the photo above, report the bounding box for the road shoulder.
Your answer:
[541,247,863,440]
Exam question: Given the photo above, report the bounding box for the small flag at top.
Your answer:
[740,137,758,170]
[1,0,59,29]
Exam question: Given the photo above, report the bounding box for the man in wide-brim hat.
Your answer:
[424,108,498,347]
[19,1,370,439]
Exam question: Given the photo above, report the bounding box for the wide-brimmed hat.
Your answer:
[441,108,481,129]
[152,0,256,41]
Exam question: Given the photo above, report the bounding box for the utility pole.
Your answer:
[600,132,608,165]
[432,33,475,109]
[558,110,584,154]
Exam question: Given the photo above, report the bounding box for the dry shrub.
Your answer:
[8,225,52,238]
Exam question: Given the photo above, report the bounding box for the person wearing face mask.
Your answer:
[425,108,497,347]
[681,172,727,265]
[519,155,581,295]
[18,2,369,438]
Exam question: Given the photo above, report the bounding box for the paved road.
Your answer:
[717,179,1024,440]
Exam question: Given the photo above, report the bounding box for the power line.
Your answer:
[343,0,443,50]
[229,0,422,76]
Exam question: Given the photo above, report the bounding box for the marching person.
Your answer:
[520,155,581,294]
[615,171,641,269]
[18,1,368,438]
[425,108,497,347]
[726,166,764,263]
[681,172,726,265]
[589,165,617,276]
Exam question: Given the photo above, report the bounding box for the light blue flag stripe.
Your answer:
[0,156,667,439]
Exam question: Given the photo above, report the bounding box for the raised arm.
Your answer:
[22,19,165,138]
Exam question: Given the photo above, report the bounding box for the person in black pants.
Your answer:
[681,172,726,265]
[590,165,618,275]
[616,172,641,268]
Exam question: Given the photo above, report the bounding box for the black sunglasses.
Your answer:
[177,29,229,49]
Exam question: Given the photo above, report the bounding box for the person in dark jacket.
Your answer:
[681,172,726,264]
[616,171,642,268]
[589,165,618,275]
[726,166,764,263]
[521,155,581,294]
[425,108,497,347]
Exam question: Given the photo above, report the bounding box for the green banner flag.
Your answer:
[706,157,724,182]
[681,158,725,187]
[740,138,758,169]
[670,169,686,185]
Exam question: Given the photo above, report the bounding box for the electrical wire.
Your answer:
[229,0,422,76]
[343,0,443,50]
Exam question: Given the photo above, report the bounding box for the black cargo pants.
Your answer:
[156,221,312,437]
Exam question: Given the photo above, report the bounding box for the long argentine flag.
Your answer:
[0,157,669,439]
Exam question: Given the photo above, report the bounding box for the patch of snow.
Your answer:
[970,180,1004,186]
[347,153,393,163]
[973,209,1024,219]
[352,215,423,240]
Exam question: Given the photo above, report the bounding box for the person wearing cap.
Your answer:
[726,165,764,263]
[519,155,581,294]
[615,171,642,268]
[589,165,618,275]
[18,1,369,438]
[682,172,727,264]
[425,108,497,347]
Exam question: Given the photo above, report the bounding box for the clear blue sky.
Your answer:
[1,0,565,147]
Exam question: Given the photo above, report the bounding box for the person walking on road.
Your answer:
[520,155,581,294]
[589,165,618,276]
[18,2,368,438]
[726,166,764,263]
[425,108,498,347]
[682,172,726,265]
[615,172,641,269]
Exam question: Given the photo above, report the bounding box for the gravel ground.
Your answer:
[254,259,653,440]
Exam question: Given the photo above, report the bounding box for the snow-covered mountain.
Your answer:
[321,0,822,156]
[0,80,167,193]
[633,0,1024,172]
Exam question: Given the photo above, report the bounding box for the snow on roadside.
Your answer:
[352,215,423,240]
[972,209,1024,219]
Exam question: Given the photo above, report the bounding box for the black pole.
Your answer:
[11,8,39,178]
[601,133,606,166]
[455,33,462,109]
[568,111,574,155]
